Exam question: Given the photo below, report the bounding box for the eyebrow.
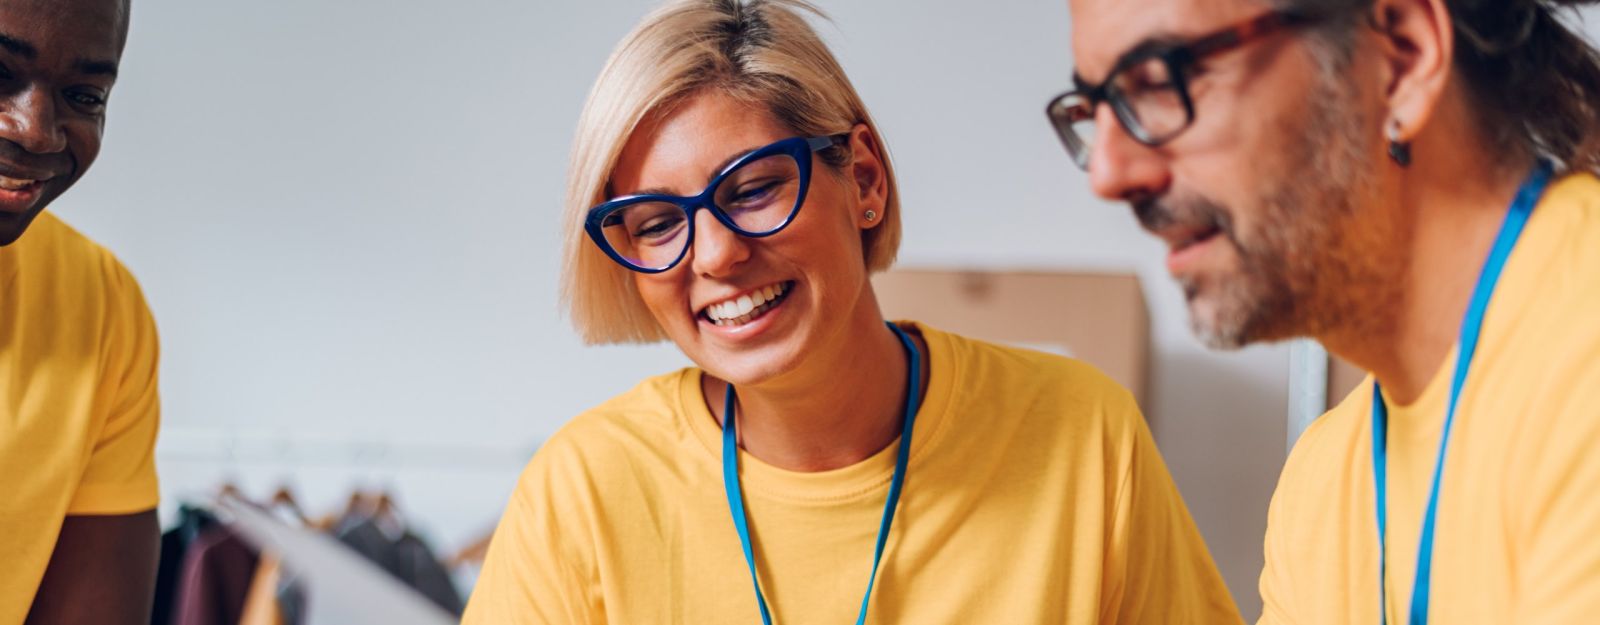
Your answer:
[75,59,119,78]
[0,32,118,79]
[0,33,37,60]
[616,143,764,198]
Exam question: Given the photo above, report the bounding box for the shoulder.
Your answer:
[1505,173,1600,410]
[17,212,149,306]
[916,324,1146,460]
[1269,380,1371,522]
[1545,171,1600,209]
[928,324,1140,418]
[1529,172,1600,286]
[13,212,104,276]
[513,369,698,494]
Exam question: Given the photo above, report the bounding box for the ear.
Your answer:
[1371,0,1454,142]
[845,123,890,230]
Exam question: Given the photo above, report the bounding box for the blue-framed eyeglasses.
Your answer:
[585,134,846,273]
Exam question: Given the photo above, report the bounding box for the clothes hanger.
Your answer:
[446,530,494,570]
[372,487,407,539]
[268,484,311,527]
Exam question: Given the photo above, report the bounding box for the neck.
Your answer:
[704,296,925,473]
[1325,150,1535,405]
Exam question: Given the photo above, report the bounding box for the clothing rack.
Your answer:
[155,429,536,469]
[156,493,462,625]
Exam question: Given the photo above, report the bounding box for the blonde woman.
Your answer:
[464,1,1240,623]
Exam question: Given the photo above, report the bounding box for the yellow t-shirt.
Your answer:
[0,212,161,622]
[465,323,1240,624]
[1258,174,1600,624]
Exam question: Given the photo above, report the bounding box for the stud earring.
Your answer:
[1387,119,1412,167]
[864,210,877,222]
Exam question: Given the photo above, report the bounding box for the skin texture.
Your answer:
[1069,0,1530,403]
[26,512,160,625]
[611,90,928,472]
[3,1,157,623]
[0,0,126,246]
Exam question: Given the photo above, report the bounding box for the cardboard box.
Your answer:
[872,269,1150,406]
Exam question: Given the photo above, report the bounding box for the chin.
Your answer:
[1184,275,1260,351]
[695,355,780,388]
[0,209,44,247]
[1185,277,1303,350]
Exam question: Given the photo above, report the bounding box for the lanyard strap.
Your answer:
[1372,160,1553,625]
[723,322,922,625]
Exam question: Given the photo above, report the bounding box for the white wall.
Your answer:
[51,0,1599,618]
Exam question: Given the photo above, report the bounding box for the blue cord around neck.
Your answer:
[1371,159,1553,625]
[721,321,922,625]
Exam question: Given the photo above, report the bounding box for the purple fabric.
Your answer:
[171,526,258,625]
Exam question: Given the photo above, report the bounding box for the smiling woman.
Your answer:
[461,1,1243,623]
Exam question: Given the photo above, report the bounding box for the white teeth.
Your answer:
[0,175,36,191]
[705,282,790,324]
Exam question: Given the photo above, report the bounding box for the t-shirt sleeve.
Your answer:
[67,255,160,515]
[1256,464,1296,625]
[1515,364,1600,623]
[463,438,601,625]
[1100,388,1245,625]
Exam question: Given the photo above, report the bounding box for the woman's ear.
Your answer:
[846,123,889,230]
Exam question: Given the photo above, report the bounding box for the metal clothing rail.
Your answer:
[1286,340,1330,450]
[155,429,537,469]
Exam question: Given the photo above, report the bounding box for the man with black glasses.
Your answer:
[1055,0,1600,623]
[0,1,160,623]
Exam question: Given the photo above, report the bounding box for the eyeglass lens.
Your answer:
[1052,55,1191,168]
[598,151,805,271]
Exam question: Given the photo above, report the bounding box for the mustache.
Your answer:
[1132,193,1237,240]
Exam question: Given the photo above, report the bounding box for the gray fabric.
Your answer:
[334,518,463,616]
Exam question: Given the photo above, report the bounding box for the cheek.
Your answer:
[66,122,103,164]
[633,274,692,328]
[797,177,864,250]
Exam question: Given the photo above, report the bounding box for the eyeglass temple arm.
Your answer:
[807,133,854,152]
[1188,11,1313,59]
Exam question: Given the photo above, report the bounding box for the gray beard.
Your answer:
[1179,71,1395,350]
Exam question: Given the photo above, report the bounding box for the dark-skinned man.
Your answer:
[0,0,160,624]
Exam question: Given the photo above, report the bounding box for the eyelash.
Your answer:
[66,90,107,110]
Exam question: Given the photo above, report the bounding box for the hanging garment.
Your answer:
[335,517,464,615]
[152,505,217,625]
[173,525,259,625]
[239,553,284,625]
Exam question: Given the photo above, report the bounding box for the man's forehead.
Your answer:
[0,0,128,60]
[1068,0,1263,81]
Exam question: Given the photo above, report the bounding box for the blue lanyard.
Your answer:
[1372,160,1553,625]
[723,322,922,625]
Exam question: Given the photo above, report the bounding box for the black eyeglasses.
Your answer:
[585,135,846,274]
[1046,10,1322,170]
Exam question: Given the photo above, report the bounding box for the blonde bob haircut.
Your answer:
[561,0,901,345]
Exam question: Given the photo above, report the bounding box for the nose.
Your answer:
[1086,104,1171,203]
[0,86,68,155]
[688,207,751,278]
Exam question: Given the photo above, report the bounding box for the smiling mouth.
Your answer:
[700,281,795,327]
[1173,224,1222,253]
[0,174,41,192]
